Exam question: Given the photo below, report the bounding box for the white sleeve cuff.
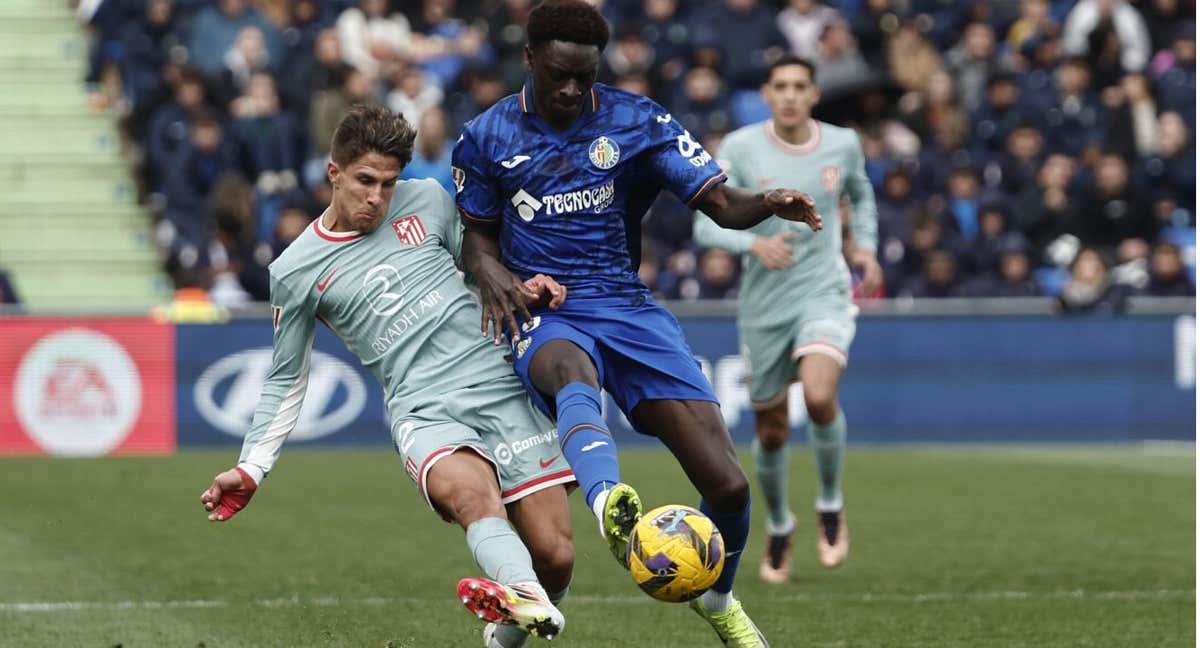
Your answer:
[237,463,266,486]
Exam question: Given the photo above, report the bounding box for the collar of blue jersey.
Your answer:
[518,81,599,116]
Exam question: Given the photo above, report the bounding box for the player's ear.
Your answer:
[523,44,534,71]
[327,160,340,188]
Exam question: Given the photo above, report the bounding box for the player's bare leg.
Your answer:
[799,353,850,569]
[486,486,574,648]
[529,340,642,567]
[753,398,795,584]
[634,399,768,648]
[428,450,565,640]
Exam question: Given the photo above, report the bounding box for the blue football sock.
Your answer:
[700,496,751,594]
[556,382,620,510]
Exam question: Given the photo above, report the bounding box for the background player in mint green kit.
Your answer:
[693,56,881,584]
[199,106,575,644]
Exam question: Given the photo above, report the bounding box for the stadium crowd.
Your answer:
[80,0,1196,312]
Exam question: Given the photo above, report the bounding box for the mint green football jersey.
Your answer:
[238,178,516,475]
[692,119,878,329]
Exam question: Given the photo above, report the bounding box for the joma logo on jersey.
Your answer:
[511,181,615,221]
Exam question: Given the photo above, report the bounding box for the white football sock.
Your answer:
[701,589,733,612]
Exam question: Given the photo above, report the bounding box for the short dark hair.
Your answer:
[330,104,416,168]
[765,54,817,84]
[527,0,610,50]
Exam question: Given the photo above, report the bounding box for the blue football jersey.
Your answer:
[453,83,727,299]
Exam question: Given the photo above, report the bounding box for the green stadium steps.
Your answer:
[0,11,175,307]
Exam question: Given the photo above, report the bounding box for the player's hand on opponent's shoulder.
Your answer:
[749,232,796,270]
[473,255,539,345]
[522,273,567,311]
[765,189,821,232]
[200,466,258,522]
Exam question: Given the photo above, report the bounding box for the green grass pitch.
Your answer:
[0,445,1193,647]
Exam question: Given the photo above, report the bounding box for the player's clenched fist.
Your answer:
[200,467,258,522]
[765,189,822,232]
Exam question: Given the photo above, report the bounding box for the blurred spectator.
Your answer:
[1062,0,1152,73]
[229,73,300,197]
[1058,247,1129,313]
[1015,153,1080,255]
[411,0,491,89]
[281,0,324,63]
[484,0,535,90]
[991,122,1046,194]
[120,0,184,111]
[638,0,691,93]
[215,26,275,107]
[693,0,788,93]
[777,0,840,59]
[188,0,282,76]
[876,166,920,244]
[945,166,983,240]
[1141,111,1196,214]
[0,267,21,305]
[967,203,1014,274]
[962,233,1043,297]
[849,0,898,66]
[697,248,740,299]
[1152,24,1196,118]
[388,64,445,127]
[1141,240,1196,296]
[279,29,351,121]
[208,173,258,306]
[946,22,1000,112]
[1007,0,1056,55]
[445,67,508,132]
[144,68,212,193]
[310,67,383,172]
[885,209,967,296]
[1072,152,1154,248]
[1105,73,1159,158]
[603,28,656,80]
[1039,57,1108,156]
[161,110,236,253]
[1142,0,1191,52]
[150,274,230,323]
[902,249,963,298]
[336,0,420,78]
[402,107,456,195]
[672,67,730,138]
[888,21,944,94]
[813,19,873,97]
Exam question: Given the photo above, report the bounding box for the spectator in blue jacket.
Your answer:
[187,0,282,76]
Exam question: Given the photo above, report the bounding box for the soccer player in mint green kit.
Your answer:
[693,56,881,584]
[199,105,577,645]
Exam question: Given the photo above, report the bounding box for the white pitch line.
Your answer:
[0,589,1191,613]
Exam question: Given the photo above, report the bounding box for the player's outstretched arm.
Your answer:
[697,183,822,232]
[461,220,539,345]
[200,466,258,522]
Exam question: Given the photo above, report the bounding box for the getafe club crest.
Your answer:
[589,136,620,170]
[821,167,841,194]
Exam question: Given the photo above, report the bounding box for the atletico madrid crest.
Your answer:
[393,215,427,245]
[821,167,841,194]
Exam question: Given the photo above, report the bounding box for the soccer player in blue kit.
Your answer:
[453,2,820,645]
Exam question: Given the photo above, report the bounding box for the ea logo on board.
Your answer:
[589,136,620,170]
[194,349,366,441]
[14,328,141,456]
